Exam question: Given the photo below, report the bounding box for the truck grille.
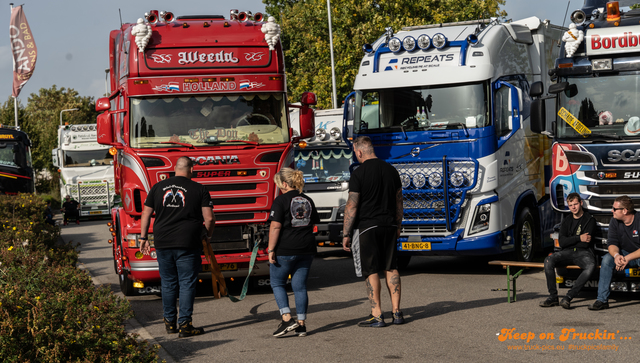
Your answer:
[65,182,114,206]
[391,158,477,229]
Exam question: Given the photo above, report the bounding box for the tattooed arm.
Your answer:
[342,191,360,252]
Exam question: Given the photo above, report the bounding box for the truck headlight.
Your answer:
[336,204,346,221]
[428,172,442,188]
[417,34,431,49]
[402,36,416,51]
[389,37,402,52]
[451,172,466,187]
[413,173,427,189]
[469,203,491,235]
[400,173,411,189]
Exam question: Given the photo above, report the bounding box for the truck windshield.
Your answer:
[0,142,18,168]
[556,73,640,140]
[62,149,112,167]
[354,81,489,133]
[130,93,289,148]
[295,147,352,183]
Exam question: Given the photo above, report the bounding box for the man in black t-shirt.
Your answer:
[61,195,80,225]
[589,195,640,310]
[343,136,404,327]
[140,156,215,337]
[540,193,596,309]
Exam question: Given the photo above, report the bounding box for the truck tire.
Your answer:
[515,207,537,262]
[120,269,135,296]
[396,256,412,270]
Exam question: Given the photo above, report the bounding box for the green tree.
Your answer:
[22,86,99,194]
[264,0,507,109]
[0,97,25,128]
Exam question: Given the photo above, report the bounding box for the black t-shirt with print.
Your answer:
[608,214,640,253]
[349,158,402,230]
[144,176,213,249]
[269,190,320,256]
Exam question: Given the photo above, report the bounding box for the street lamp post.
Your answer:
[327,0,338,109]
[60,108,79,126]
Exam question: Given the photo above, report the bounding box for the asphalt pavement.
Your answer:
[65,219,640,362]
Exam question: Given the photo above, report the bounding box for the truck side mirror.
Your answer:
[508,87,523,131]
[530,98,546,134]
[52,148,59,168]
[530,81,544,97]
[298,92,317,139]
[97,112,115,145]
[96,97,111,112]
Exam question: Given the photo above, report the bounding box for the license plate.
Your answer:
[401,242,431,251]
[627,268,640,277]
[89,211,102,215]
[203,263,238,272]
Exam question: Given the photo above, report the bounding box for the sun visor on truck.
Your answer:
[504,24,533,45]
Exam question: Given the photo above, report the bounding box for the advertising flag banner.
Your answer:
[10,5,37,98]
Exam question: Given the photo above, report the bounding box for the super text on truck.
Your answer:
[531,0,640,292]
[53,124,116,217]
[292,108,353,247]
[96,10,315,295]
[347,17,564,266]
[0,126,34,195]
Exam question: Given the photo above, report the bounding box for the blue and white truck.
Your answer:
[347,17,564,265]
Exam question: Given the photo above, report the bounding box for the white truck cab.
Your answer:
[53,124,115,217]
[292,108,353,246]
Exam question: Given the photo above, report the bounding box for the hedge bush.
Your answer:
[0,194,159,362]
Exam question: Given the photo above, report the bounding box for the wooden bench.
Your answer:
[488,260,584,303]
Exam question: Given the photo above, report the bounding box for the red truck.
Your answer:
[95,9,315,295]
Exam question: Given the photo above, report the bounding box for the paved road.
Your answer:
[66,220,640,362]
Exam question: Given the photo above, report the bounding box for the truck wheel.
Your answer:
[515,207,537,262]
[396,256,412,270]
[120,269,135,296]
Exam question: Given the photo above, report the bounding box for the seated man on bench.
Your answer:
[589,195,640,310]
[61,195,80,226]
[540,192,596,309]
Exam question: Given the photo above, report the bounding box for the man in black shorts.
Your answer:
[140,156,215,337]
[343,136,404,327]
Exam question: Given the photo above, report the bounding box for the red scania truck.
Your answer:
[96,9,315,295]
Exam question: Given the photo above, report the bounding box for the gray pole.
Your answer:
[327,0,338,109]
[60,108,79,126]
[10,3,18,127]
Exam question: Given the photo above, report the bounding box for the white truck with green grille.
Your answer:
[53,124,115,217]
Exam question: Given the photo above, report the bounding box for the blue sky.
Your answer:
[1,0,576,106]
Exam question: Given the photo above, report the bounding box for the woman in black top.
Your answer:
[267,167,319,337]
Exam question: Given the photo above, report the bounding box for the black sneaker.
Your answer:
[164,317,177,334]
[358,314,386,327]
[273,319,299,337]
[392,311,404,324]
[294,325,307,337]
[539,297,559,307]
[178,321,204,337]
[588,300,609,310]
[560,297,572,309]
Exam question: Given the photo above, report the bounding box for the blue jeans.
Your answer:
[270,255,314,321]
[597,249,640,303]
[155,248,201,325]
[544,249,596,299]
